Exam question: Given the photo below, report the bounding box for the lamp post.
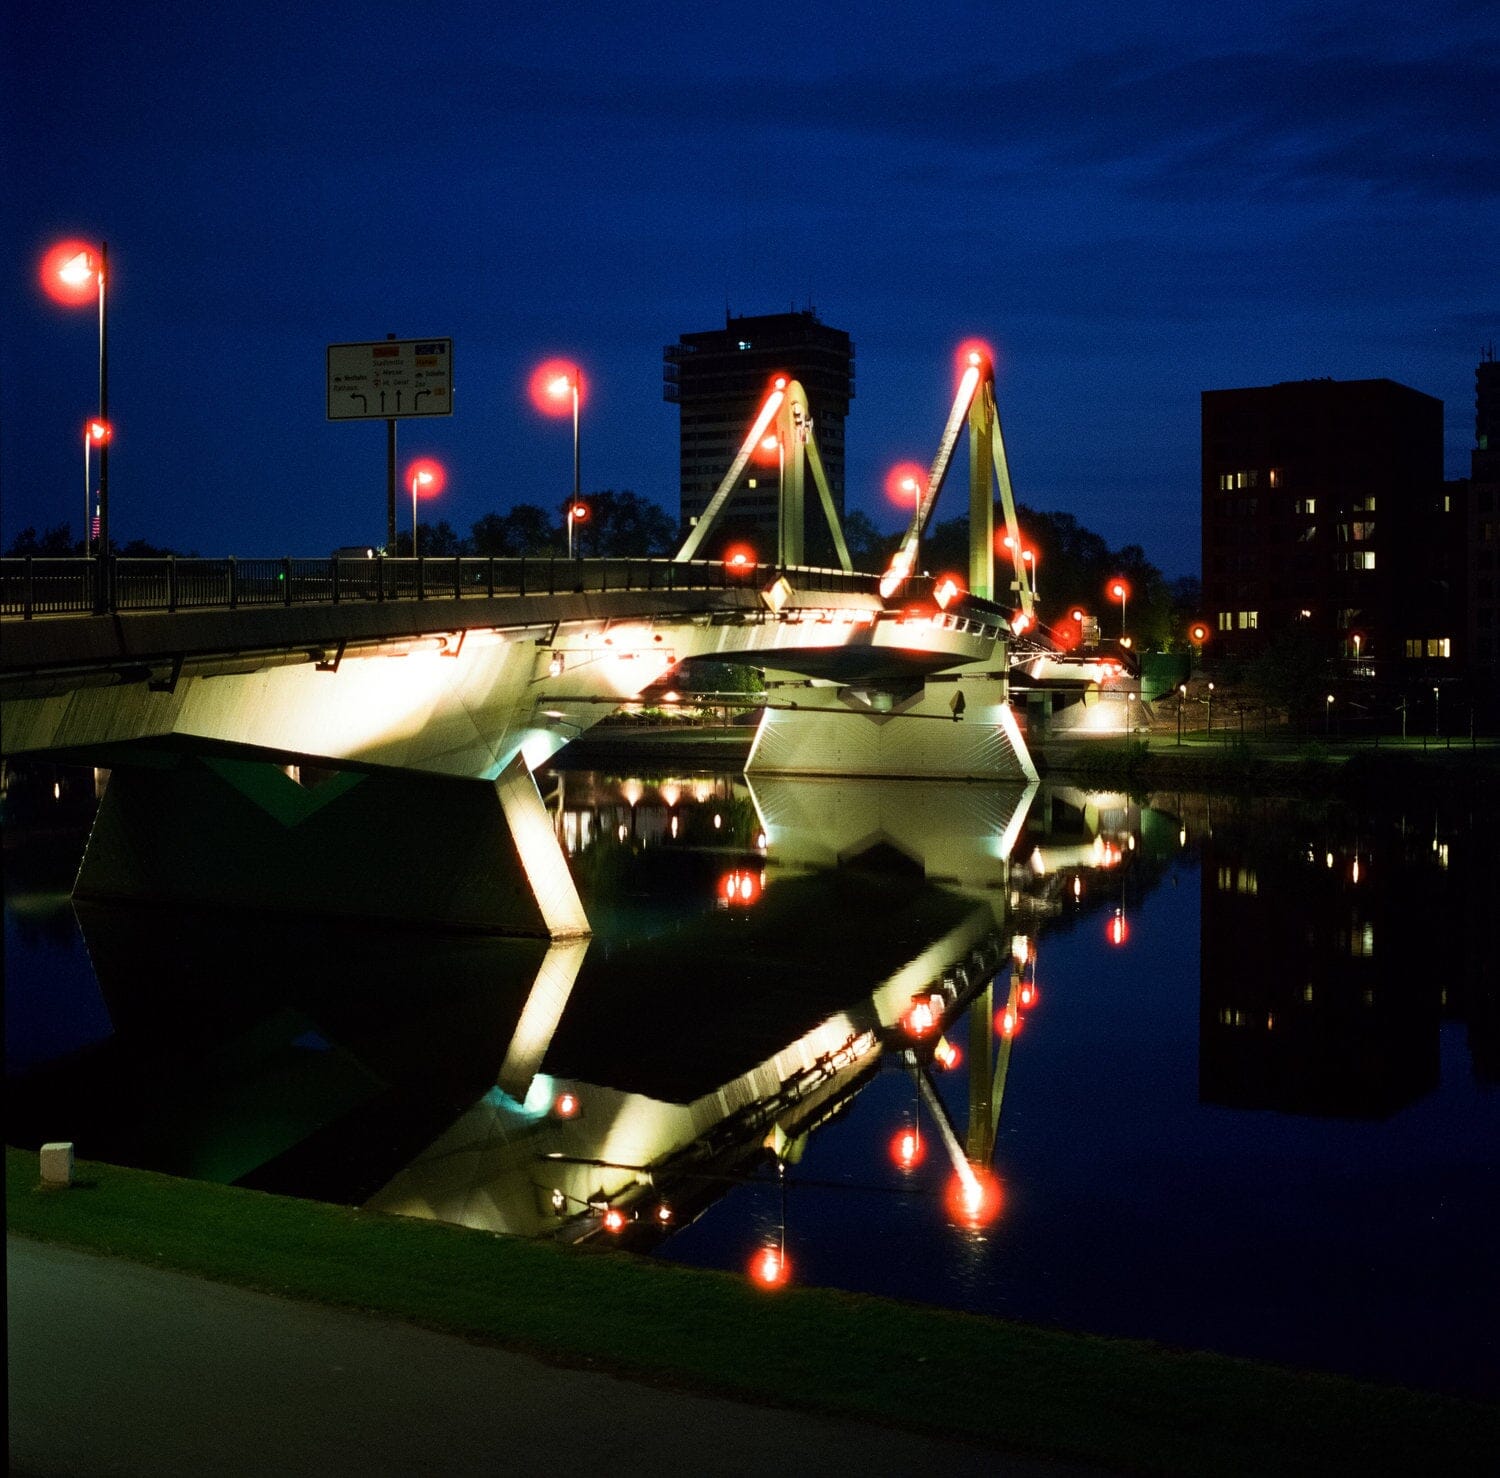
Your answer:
[1177,683,1186,745]
[1022,547,1037,600]
[566,499,589,559]
[83,419,109,552]
[546,367,582,549]
[1325,693,1334,734]
[411,467,434,557]
[1433,685,1441,739]
[45,241,108,606]
[1206,681,1214,737]
[1109,579,1128,638]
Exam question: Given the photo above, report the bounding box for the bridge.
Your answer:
[1,346,1077,939]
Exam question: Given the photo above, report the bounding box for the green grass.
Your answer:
[9,1148,1495,1475]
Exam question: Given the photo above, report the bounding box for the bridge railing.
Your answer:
[1,554,888,619]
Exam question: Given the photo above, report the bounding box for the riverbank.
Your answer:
[555,720,1500,801]
[8,1148,1494,1476]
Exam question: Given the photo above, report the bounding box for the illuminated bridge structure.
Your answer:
[0,345,1085,939]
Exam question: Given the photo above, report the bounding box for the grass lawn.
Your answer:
[8,1148,1495,1475]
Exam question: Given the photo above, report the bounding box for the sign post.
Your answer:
[328,337,453,550]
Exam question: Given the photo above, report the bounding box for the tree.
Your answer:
[5,523,79,556]
[391,520,461,557]
[467,505,559,557]
[568,489,675,557]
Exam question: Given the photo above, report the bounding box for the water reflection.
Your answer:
[5,770,1497,1392]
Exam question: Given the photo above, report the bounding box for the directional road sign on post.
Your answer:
[327,338,453,420]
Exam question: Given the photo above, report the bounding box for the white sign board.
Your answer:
[327,338,453,420]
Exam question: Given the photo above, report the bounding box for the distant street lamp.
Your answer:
[83,418,109,552]
[1177,683,1186,745]
[1433,684,1441,739]
[1206,681,1214,735]
[404,459,444,558]
[1109,579,1129,638]
[542,364,583,550]
[411,468,434,556]
[43,240,108,605]
[1325,693,1334,734]
[566,499,590,559]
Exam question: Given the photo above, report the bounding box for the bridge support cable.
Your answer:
[674,377,853,573]
[879,351,1037,624]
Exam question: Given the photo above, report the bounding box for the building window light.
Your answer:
[1295,498,1316,515]
[1426,637,1451,659]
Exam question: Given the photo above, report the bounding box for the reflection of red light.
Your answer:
[749,1246,790,1289]
[602,1206,626,1233]
[528,358,585,415]
[1019,984,1035,1008]
[718,869,762,907]
[724,544,757,575]
[995,1007,1021,1038]
[905,1000,938,1037]
[1107,912,1129,947]
[554,1091,579,1118]
[41,241,99,306]
[934,1039,961,1070]
[889,1127,926,1171]
[884,461,928,508]
[944,1168,1002,1228]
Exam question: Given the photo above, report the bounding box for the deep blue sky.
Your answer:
[4,0,1495,577]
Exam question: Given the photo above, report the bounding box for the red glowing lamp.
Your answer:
[1107,911,1129,947]
[41,240,101,307]
[1019,983,1037,1008]
[884,461,927,509]
[944,1168,1002,1229]
[933,1039,961,1071]
[995,1006,1021,1039]
[86,419,111,444]
[718,869,762,907]
[554,1090,580,1119]
[724,544,757,576]
[1189,621,1209,645]
[529,358,584,416]
[749,1245,791,1289]
[602,1206,626,1234]
[956,339,995,377]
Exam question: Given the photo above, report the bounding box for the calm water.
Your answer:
[5,769,1497,1397]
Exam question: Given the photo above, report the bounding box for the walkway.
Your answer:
[8,1237,1106,1478]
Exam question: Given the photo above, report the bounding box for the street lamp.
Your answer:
[1433,685,1441,739]
[1206,681,1214,735]
[566,499,590,559]
[1109,579,1129,638]
[404,458,444,558]
[1325,693,1334,734]
[1177,683,1186,745]
[83,419,109,552]
[542,364,582,550]
[1021,547,1037,600]
[43,240,108,604]
[411,468,434,557]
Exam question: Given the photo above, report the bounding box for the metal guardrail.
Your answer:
[0,555,899,620]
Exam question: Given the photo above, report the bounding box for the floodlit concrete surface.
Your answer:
[8,1237,1109,1477]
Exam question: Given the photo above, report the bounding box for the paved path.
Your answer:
[9,1237,1108,1477]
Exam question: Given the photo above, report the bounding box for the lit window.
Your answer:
[1236,610,1259,630]
[1218,612,1233,631]
[1405,638,1422,658]
[1426,637,1451,658]
[1350,522,1375,541]
[1295,498,1316,515]
[1269,468,1281,487]
[1218,474,1234,491]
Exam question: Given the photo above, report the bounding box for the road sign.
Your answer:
[327,338,453,420]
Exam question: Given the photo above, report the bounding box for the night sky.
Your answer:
[4,0,1495,578]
